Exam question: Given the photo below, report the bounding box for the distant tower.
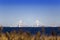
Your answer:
[18,20,23,27]
[35,20,40,27]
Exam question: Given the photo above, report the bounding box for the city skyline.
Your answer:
[0,0,60,27]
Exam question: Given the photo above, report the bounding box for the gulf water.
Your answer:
[1,27,60,35]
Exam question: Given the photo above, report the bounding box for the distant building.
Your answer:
[18,20,24,27]
[31,19,45,27]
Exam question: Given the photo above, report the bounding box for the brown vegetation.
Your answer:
[0,27,60,40]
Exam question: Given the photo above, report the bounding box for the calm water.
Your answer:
[1,27,60,35]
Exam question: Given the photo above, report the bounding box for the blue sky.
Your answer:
[0,0,60,26]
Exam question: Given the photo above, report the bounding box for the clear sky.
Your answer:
[0,0,60,26]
